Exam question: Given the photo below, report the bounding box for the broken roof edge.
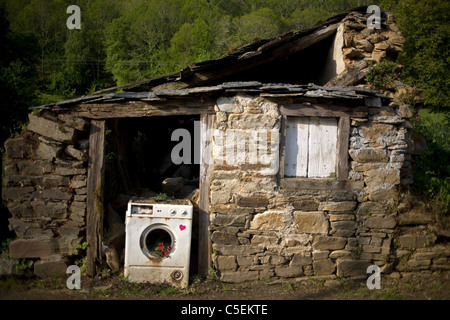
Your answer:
[32,82,390,111]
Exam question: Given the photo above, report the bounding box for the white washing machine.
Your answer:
[124,200,193,288]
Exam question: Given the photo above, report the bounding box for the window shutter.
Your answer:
[284,117,337,178]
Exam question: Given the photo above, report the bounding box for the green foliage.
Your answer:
[413,109,450,210]
[365,59,402,90]
[376,0,450,110]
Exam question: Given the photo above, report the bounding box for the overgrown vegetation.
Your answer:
[365,59,402,91]
[412,109,450,211]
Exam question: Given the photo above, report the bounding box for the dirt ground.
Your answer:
[0,270,449,300]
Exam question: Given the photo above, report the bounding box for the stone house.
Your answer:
[3,7,449,280]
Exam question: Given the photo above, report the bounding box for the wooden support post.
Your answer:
[198,114,214,277]
[86,120,105,277]
[336,117,350,180]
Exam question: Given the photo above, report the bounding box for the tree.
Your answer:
[377,0,449,109]
[0,2,39,143]
[52,0,120,95]
[104,0,185,85]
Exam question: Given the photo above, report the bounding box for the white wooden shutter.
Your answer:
[308,117,337,177]
[284,117,337,178]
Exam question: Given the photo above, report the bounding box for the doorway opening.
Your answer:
[102,115,200,275]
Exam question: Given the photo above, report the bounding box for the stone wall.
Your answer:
[3,112,89,276]
[208,93,425,283]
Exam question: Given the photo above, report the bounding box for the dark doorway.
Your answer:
[103,115,201,276]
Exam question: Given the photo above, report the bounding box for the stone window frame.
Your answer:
[278,102,368,192]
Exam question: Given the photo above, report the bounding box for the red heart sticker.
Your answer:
[179,224,186,231]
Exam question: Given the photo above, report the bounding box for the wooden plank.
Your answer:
[64,100,216,119]
[336,117,350,180]
[278,115,287,179]
[308,117,337,178]
[198,114,215,277]
[86,120,105,277]
[325,60,368,87]
[280,104,368,118]
[280,178,363,192]
[284,117,309,177]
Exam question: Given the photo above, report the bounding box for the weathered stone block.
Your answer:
[31,201,68,219]
[215,255,237,271]
[65,145,87,162]
[216,97,242,113]
[34,256,67,277]
[212,214,246,227]
[57,114,90,131]
[349,148,388,163]
[250,211,285,231]
[220,271,259,283]
[313,236,347,250]
[365,216,396,229]
[318,201,356,212]
[294,211,329,234]
[290,254,312,266]
[7,202,33,218]
[2,187,34,201]
[55,167,86,176]
[211,231,239,245]
[398,210,434,225]
[330,221,356,237]
[329,250,356,259]
[35,139,63,161]
[4,135,37,159]
[237,256,255,267]
[40,188,72,201]
[313,250,329,260]
[251,235,278,246]
[368,188,398,202]
[28,114,76,143]
[329,214,355,222]
[292,200,319,211]
[9,238,59,259]
[364,168,400,188]
[356,202,386,216]
[275,266,303,278]
[336,259,371,277]
[17,160,54,175]
[212,244,264,256]
[313,259,335,276]
[237,196,269,207]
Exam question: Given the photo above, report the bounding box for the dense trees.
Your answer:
[377,0,449,110]
[0,0,448,118]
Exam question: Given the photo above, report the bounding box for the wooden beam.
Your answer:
[198,114,215,277]
[86,120,105,277]
[278,115,287,180]
[280,104,368,118]
[280,178,363,192]
[325,60,368,87]
[60,100,216,119]
[336,117,350,180]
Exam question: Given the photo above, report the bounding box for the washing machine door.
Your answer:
[140,223,176,260]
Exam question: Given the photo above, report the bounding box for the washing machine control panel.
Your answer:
[127,202,193,219]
